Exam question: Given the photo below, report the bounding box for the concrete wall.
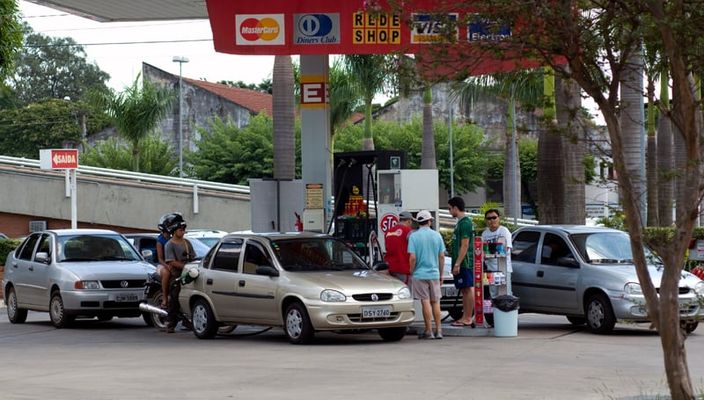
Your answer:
[0,167,251,236]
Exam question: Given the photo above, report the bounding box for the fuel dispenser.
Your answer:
[376,169,439,252]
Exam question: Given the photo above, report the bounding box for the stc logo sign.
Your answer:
[294,14,340,44]
[236,14,285,45]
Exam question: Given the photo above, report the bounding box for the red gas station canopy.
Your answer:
[205,0,542,77]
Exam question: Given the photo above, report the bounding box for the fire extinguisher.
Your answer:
[294,212,304,232]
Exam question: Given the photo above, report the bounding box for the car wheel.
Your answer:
[6,287,28,324]
[143,291,168,329]
[378,327,406,342]
[585,293,616,334]
[217,325,238,335]
[284,302,314,344]
[49,292,74,329]
[191,299,218,339]
[448,307,464,322]
[566,316,586,326]
[681,321,698,335]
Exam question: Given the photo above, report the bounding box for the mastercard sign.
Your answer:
[236,14,285,45]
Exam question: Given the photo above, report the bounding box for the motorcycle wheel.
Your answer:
[143,291,168,330]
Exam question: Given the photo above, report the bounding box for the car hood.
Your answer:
[60,261,155,280]
[599,264,702,288]
[287,269,406,293]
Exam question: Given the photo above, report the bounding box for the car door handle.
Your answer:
[28,266,34,271]
[11,262,17,268]
[537,270,544,278]
[206,278,213,285]
[239,280,245,287]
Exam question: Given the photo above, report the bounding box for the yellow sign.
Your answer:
[306,183,324,209]
[352,12,401,44]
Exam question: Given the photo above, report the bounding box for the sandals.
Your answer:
[451,319,476,328]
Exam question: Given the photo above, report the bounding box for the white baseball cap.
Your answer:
[415,210,434,223]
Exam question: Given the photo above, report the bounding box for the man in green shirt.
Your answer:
[448,196,475,327]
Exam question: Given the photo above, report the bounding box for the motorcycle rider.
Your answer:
[156,213,175,309]
[163,214,195,333]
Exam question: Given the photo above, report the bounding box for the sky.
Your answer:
[19,1,278,91]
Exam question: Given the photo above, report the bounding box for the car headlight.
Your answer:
[320,289,346,302]
[695,281,704,296]
[624,282,643,295]
[398,287,411,300]
[74,280,100,290]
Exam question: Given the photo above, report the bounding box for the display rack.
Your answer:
[473,237,509,327]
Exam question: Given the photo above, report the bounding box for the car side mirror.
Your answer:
[557,257,580,268]
[35,252,50,264]
[142,249,153,259]
[372,261,389,271]
[256,265,279,277]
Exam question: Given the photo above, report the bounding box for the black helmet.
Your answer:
[159,212,185,234]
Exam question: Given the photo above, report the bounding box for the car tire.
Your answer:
[566,316,586,326]
[378,327,406,342]
[191,298,218,339]
[585,293,616,334]
[284,302,314,344]
[681,321,698,335]
[217,325,238,335]
[49,292,74,329]
[448,307,464,322]
[6,287,28,324]
[144,291,168,329]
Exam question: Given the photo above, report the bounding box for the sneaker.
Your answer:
[418,331,435,340]
[434,331,443,339]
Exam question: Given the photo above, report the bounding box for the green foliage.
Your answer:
[92,75,174,171]
[334,118,488,195]
[81,135,177,175]
[0,0,23,82]
[0,99,109,158]
[584,154,597,185]
[0,238,21,266]
[440,228,453,251]
[471,201,503,232]
[596,210,626,231]
[9,23,109,106]
[217,79,272,94]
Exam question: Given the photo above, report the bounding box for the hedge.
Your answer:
[0,238,21,266]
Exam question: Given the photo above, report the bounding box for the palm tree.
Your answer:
[538,67,563,223]
[93,75,173,172]
[556,71,585,225]
[343,55,391,150]
[420,84,436,169]
[328,58,361,136]
[272,55,295,180]
[456,70,542,220]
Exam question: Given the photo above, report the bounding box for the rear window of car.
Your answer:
[211,240,243,272]
[18,234,40,261]
[512,231,540,263]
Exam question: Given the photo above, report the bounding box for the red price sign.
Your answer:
[379,213,399,233]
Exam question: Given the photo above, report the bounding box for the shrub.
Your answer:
[0,238,21,266]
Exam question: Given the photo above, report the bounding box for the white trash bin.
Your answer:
[493,308,518,337]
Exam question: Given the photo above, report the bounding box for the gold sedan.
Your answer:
[178,232,415,344]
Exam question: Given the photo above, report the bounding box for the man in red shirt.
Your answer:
[384,211,414,285]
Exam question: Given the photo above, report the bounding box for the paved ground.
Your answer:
[0,310,701,400]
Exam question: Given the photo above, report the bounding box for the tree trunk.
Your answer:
[646,76,658,226]
[537,67,563,223]
[272,55,295,180]
[362,96,375,150]
[503,93,521,220]
[556,73,585,224]
[657,70,673,226]
[619,46,646,226]
[420,85,436,169]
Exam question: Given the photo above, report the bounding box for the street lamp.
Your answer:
[172,56,189,178]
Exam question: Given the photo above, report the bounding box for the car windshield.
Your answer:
[58,234,141,262]
[187,237,211,259]
[272,238,369,272]
[570,232,662,265]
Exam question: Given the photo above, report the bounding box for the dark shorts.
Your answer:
[453,267,474,289]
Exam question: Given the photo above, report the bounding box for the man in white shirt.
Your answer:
[481,209,513,294]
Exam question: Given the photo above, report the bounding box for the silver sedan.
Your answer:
[3,229,155,328]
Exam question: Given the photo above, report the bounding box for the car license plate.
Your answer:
[442,286,459,298]
[115,294,138,302]
[361,306,392,319]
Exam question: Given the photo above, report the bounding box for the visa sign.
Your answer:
[294,14,340,44]
[40,149,78,170]
[410,13,458,44]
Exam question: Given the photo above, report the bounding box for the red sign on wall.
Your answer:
[39,149,79,170]
[300,77,329,109]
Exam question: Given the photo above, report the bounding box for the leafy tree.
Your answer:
[218,79,272,94]
[329,58,362,135]
[0,98,109,158]
[92,76,173,172]
[9,24,109,106]
[334,118,488,195]
[0,0,23,82]
[81,135,177,175]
